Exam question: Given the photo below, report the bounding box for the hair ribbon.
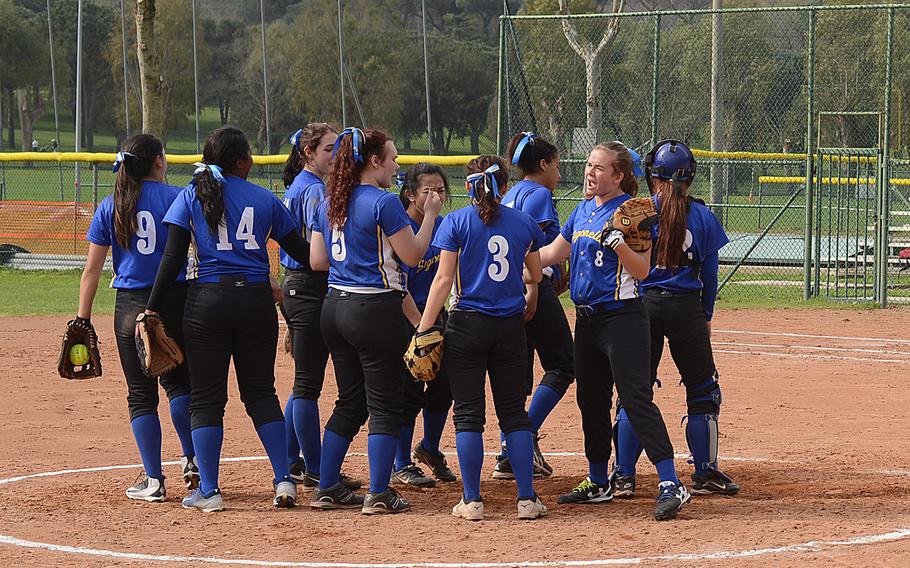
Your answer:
[511,131,537,165]
[290,129,303,149]
[191,162,225,186]
[466,163,501,199]
[331,127,365,164]
[112,151,136,173]
[613,140,645,178]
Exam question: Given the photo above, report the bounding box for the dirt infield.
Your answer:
[1,308,908,567]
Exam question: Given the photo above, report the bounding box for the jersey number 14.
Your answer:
[215,207,260,251]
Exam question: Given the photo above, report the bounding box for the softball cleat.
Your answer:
[654,481,690,520]
[181,455,200,490]
[413,442,457,482]
[517,495,548,520]
[182,488,224,512]
[362,487,410,515]
[557,477,613,504]
[126,476,166,502]
[273,480,297,508]
[691,468,740,496]
[309,482,364,509]
[609,470,637,498]
[452,498,484,521]
[392,463,436,488]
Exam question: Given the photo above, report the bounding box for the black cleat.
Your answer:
[609,470,636,499]
[392,464,436,488]
[654,480,691,520]
[557,477,613,504]
[309,482,364,509]
[691,468,740,496]
[362,487,411,515]
[413,442,457,482]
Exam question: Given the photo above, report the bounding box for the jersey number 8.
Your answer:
[216,207,260,251]
[487,235,509,282]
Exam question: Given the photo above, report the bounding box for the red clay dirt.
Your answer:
[0,308,908,567]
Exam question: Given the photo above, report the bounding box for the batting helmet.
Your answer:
[644,139,697,182]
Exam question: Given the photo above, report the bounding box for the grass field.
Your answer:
[0,267,881,318]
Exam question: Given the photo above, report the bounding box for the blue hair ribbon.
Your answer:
[331,127,365,164]
[511,131,537,165]
[395,172,407,190]
[112,151,136,173]
[466,163,501,199]
[191,162,225,186]
[290,129,303,149]
[614,141,645,178]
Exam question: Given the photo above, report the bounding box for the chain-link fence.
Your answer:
[501,4,910,306]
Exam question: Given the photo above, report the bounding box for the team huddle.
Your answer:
[67,122,739,523]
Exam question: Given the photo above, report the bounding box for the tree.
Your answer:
[136,0,168,136]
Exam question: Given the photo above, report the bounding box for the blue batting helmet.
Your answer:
[644,139,697,182]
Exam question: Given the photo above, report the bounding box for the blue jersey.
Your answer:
[501,180,560,244]
[280,170,325,270]
[312,184,412,292]
[86,180,186,289]
[163,175,298,283]
[434,205,545,318]
[405,215,443,310]
[643,195,729,320]
[560,193,641,308]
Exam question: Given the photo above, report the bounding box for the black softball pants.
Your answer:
[445,311,531,435]
[282,270,330,400]
[401,320,453,427]
[182,278,284,430]
[644,289,720,415]
[574,299,674,465]
[114,285,190,421]
[320,289,408,440]
[524,275,575,396]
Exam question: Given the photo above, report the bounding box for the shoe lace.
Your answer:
[573,478,596,493]
[657,481,677,502]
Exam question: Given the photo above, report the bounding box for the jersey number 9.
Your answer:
[215,207,260,251]
[135,210,156,255]
[487,235,510,282]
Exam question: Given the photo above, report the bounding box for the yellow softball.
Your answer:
[69,343,90,366]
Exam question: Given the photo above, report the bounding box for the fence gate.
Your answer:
[812,147,883,301]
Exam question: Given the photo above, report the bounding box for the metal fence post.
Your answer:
[803,9,816,301]
[92,163,98,209]
[879,6,895,307]
[650,13,660,146]
[496,15,506,155]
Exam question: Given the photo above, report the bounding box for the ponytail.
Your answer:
[653,178,689,269]
[465,155,508,225]
[506,131,558,176]
[195,126,251,233]
[596,141,640,197]
[283,122,337,188]
[112,134,163,249]
[326,128,389,228]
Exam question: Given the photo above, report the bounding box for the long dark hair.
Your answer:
[283,122,337,188]
[506,132,558,176]
[398,162,450,209]
[465,155,508,225]
[194,126,251,233]
[113,134,163,249]
[596,141,639,197]
[326,128,389,228]
[653,178,690,268]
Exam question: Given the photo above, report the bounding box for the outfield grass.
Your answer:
[0,267,884,318]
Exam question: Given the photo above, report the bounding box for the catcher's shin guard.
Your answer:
[685,413,719,474]
[612,407,643,477]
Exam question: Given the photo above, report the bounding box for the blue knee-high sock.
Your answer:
[686,413,718,475]
[319,429,350,489]
[505,430,535,499]
[420,410,447,455]
[455,431,484,501]
[191,426,223,495]
[284,395,301,468]
[528,384,562,434]
[589,461,609,486]
[395,425,415,471]
[130,414,163,479]
[655,458,680,485]
[614,407,643,477]
[168,395,194,459]
[368,433,399,493]
[293,398,321,475]
[256,420,291,484]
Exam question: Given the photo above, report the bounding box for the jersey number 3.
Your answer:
[216,207,260,251]
[487,235,509,282]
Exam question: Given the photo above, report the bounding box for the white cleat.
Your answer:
[452,498,484,521]
[126,476,166,502]
[517,495,548,520]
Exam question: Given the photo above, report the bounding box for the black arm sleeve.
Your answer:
[276,230,312,271]
[146,224,191,312]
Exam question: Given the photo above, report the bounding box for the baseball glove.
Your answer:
[135,312,184,378]
[57,317,103,380]
[403,326,444,382]
[602,197,659,253]
[278,303,294,358]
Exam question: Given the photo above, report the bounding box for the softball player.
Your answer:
[493,132,575,480]
[308,128,441,514]
[392,163,456,488]
[278,123,362,493]
[611,140,739,497]
[145,126,314,512]
[417,155,548,521]
[538,141,690,520]
[78,133,197,502]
